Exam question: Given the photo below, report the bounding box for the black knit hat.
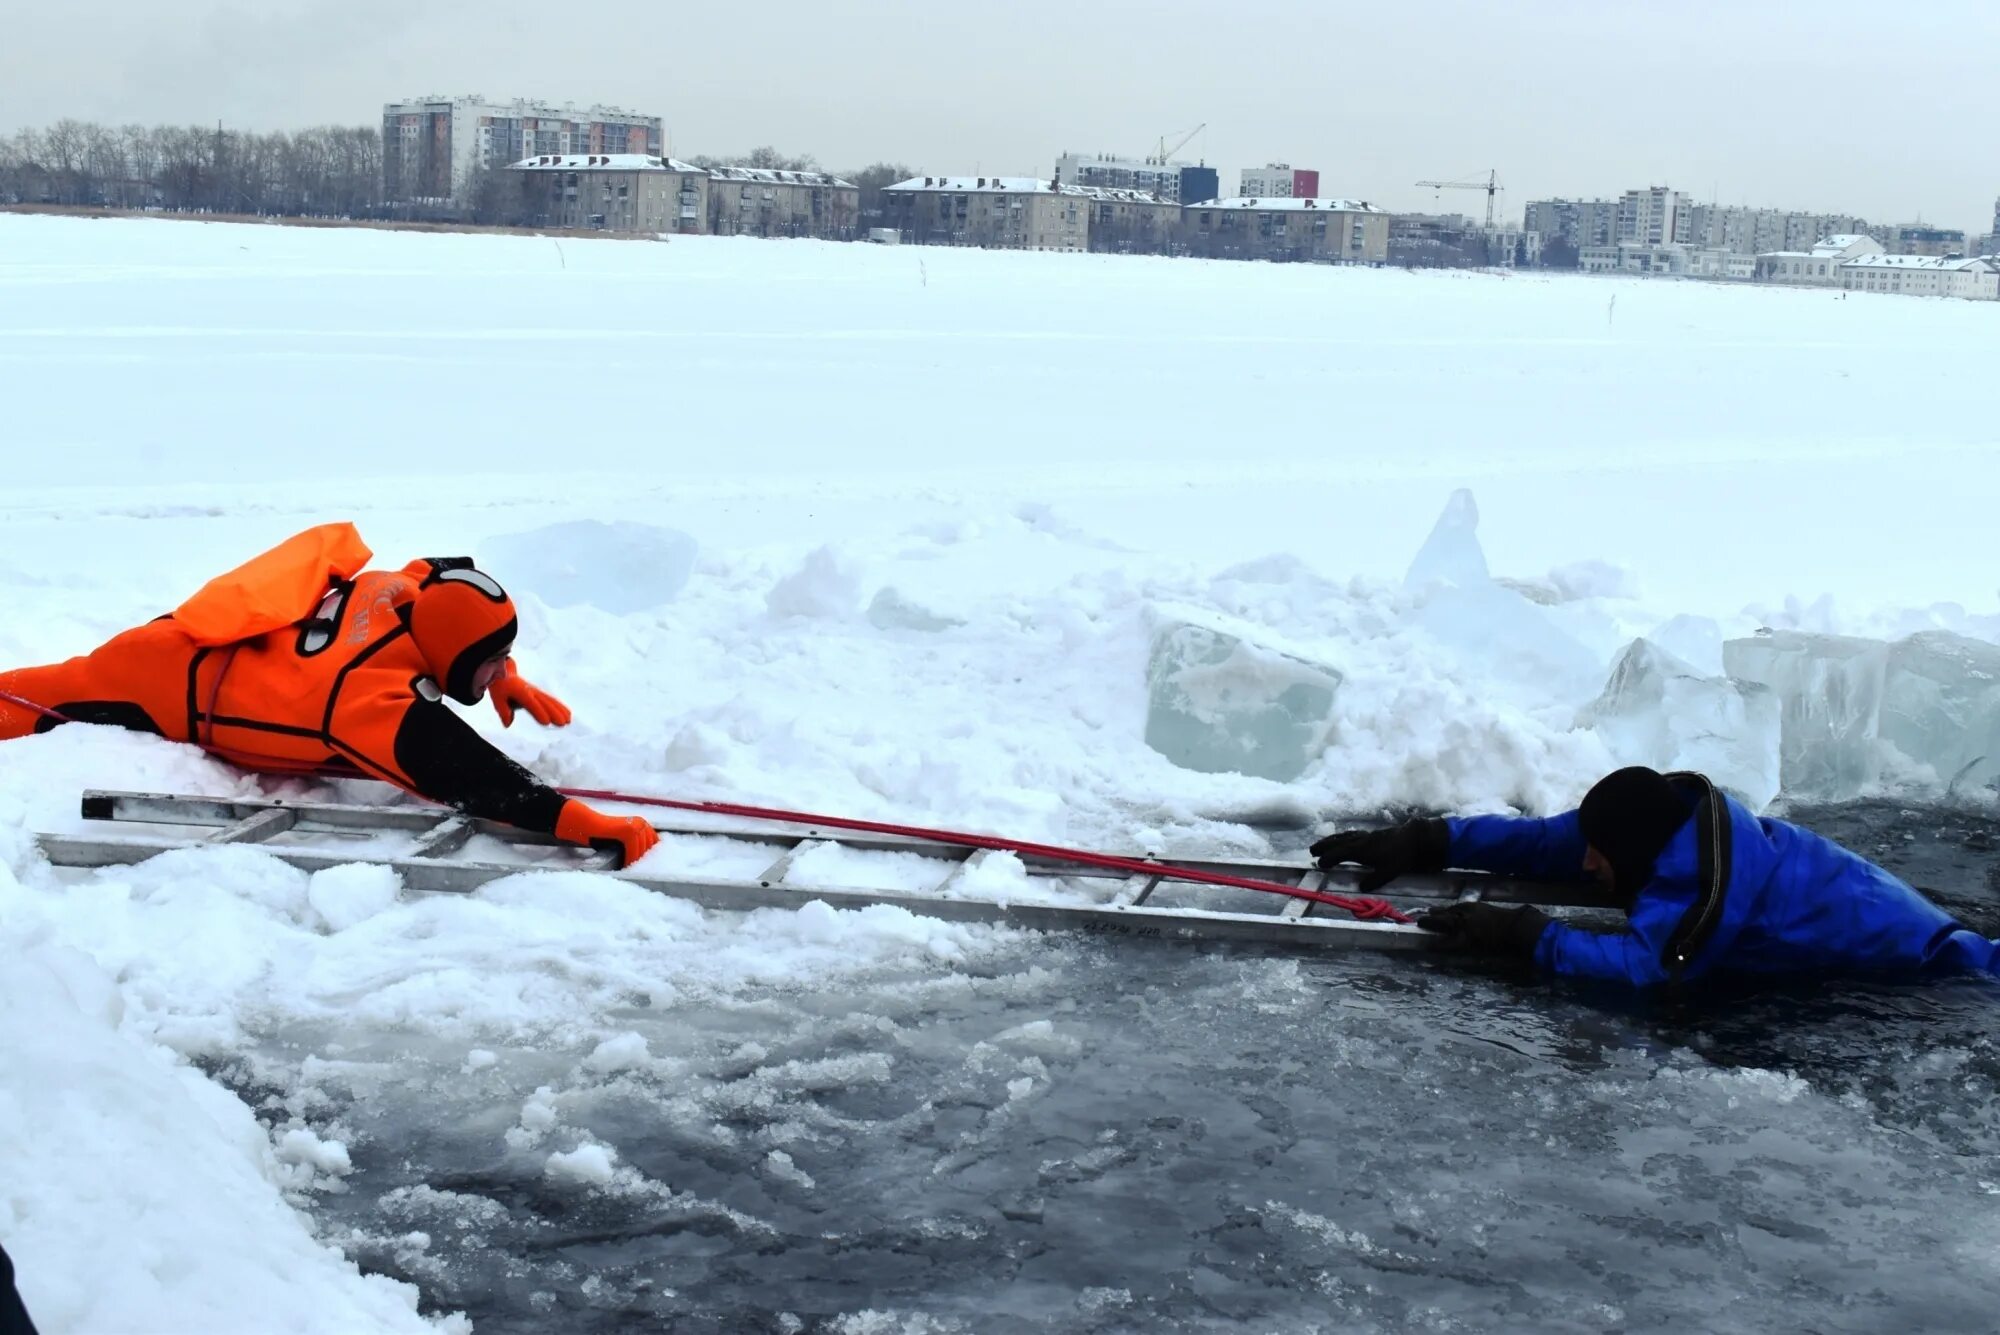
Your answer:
[1578,767,1692,901]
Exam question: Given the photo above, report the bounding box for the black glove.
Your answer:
[1418,901,1551,956]
[1309,818,1449,893]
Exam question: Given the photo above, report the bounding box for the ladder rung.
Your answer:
[205,808,298,845]
[409,816,475,858]
[1110,867,1164,908]
[756,841,815,889]
[1280,868,1327,919]
[932,847,995,895]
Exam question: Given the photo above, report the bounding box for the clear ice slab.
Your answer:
[1144,620,1341,783]
[1723,629,2000,795]
[1580,638,1781,810]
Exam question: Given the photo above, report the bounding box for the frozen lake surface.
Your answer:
[5,215,2000,1332]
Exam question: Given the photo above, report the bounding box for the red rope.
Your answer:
[556,785,1412,924]
[0,687,71,726]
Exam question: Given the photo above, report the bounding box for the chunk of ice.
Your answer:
[1403,489,1488,589]
[1879,631,2000,791]
[1648,614,1725,676]
[480,520,697,614]
[767,546,860,620]
[1144,621,1341,783]
[1722,631,1888,796]
[1415,582,1605,700]
[1728,628,2000,795]
[1579,639,1780,810]
[1402,489,1603,700]
[866,586,964,632]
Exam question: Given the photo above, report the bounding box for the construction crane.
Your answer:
[1148,124,1206,166]
[1415,169,1503,229]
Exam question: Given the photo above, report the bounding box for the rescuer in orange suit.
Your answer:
[0,524,660,867]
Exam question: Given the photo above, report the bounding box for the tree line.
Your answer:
[1,119,914,228]
[1,120,385,216]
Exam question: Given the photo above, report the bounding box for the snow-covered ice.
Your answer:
[477,520,698,615]
[3,213,1999,1331]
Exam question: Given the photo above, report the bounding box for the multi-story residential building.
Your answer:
[1387,213,1483,267]
[508,154,707,233]
[1683,206,1872,256]
[882,177,1094,251]
[1839,254,1997,298]
[1078,188,1185,254]
[703,167,860,239]
[1753,233,1883,285]
[1618,187,1690,246]
[1053,153,1217,205]
[1182,197,1389,264]
[1880,224,1966,256]
[1239,164,1321,199]
[383,95,662,207]
[1523,199,1618,250]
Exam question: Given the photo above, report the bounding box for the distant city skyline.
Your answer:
[8,0,1998,231]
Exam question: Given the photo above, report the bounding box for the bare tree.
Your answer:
[842,162,912,227]
[0,118,387,219]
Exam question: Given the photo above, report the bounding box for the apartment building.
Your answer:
[1239,164,1321,199]
[1618,187,1690,246]
[1522,199,1618,250]
[1182,197,1389,263]
[1053,153,1219,206]
[383,95,662,206]
[1881,224,1966,256]
[705,167,860,239]
[508,154,706,233]
[882,177,1093,251]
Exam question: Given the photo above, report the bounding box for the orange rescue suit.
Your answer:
[1,557,566,835]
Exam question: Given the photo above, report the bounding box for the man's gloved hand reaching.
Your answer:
[489,659,573,729]
[1418,901,1552,956]
[1309,818,1450,893]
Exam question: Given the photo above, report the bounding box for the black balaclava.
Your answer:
[1577,766,1692,903]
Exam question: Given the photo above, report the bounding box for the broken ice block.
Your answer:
[1404,489,1489,589]
[866,586,964,632]
[1879,632,2000,790]
[1649,614,1725,676]
[479,520,697,615]
[1580,639,1780,811]
[1144,622,1341,782]
[1723,631,1889,796]
[1415,582,1605,699]
[1401,488,1603,699]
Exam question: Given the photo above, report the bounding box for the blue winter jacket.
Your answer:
[1446,776,2000,987]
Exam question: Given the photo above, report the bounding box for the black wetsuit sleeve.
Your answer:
[0,1241,38,1335]
[391,697,567,833]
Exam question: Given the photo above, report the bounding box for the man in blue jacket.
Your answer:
[1311,767,1999,987]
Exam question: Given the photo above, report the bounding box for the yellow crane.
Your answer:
[1149,124,1206,166]
[1415,169,1503,229]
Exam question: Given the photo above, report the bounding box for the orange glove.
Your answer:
[555,799,659,869]
[490,659,572,729]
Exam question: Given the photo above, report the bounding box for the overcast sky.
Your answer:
[9,0,1998,230]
